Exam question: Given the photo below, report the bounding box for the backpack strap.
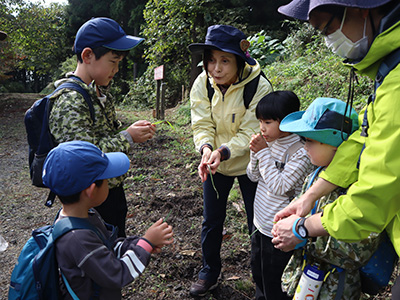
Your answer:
[357,48,400,168]
[275,140,305,200]
[275,140,305,172]
[206,71,273,109]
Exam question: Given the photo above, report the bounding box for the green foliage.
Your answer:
[248,30,287,67]
[140,0,274,108]
[263,22,373,111]
[1,0,69,91]
[122,67,155,109]
[51,55,77,81]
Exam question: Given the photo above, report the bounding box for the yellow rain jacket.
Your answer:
[320,15,400,255]
[190,62,272,176]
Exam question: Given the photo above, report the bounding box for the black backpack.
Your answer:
[24,81,95,205]
[206,71,273,109]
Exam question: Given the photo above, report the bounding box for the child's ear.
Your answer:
[81,47,94,63]
[83,183,97,199]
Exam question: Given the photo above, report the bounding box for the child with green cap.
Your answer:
[278,97,380,299]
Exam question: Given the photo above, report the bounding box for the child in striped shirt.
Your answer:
[246,91,312,300]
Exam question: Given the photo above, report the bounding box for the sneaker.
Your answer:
[189,279,218,297]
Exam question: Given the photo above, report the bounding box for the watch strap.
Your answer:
[292,217,307,249]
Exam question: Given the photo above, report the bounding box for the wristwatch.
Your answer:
[297,217,309,239]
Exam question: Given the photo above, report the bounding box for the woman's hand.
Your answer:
[198,148,221,182]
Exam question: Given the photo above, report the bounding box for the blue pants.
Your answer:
[198,172,257,282]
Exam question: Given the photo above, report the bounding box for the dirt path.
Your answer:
[0,93,254,299]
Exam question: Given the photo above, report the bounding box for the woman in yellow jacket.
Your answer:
[188,25,273,296]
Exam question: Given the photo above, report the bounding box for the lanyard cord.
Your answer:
[341,67,357,142]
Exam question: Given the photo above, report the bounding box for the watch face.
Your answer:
[299,226,307,238]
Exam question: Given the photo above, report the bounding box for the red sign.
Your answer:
[154,65,164,80]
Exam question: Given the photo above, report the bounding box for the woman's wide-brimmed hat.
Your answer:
[278,0,393,21]
[189,25,256,66]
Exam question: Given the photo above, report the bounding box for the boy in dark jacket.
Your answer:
[42,141,173,299]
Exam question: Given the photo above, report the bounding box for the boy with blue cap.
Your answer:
[43,141,173,299]
[278,98,380,299]
[48,17,156,237]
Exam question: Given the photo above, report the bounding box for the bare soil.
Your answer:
[0,93,395,300]
[0,93,254,300]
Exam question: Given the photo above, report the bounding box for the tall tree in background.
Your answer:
[1,0,68,92]
[141,0,287,105]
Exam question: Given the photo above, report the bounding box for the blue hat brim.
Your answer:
[278,0,393,21]
[103,35,144,51]
[97,152,130,180]
[280,111,348,147]
[188,43,257,66]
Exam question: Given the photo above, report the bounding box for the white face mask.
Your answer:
[324,8,369,60]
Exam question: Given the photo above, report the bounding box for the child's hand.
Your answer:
[249,134,267,153]
[126,120,156,143]
[143,218,174,251]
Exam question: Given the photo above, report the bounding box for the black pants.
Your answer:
[198,172,257,282]
[95,185,127,237]
[391,275,400,299]
[251,229,293,300]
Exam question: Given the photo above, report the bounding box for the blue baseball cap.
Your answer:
[188,25,256,66]
[278,0,392,21]
[42,141,130,196]
[73,17,144,54]
[279,97,359,147]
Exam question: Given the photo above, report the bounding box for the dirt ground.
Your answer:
[0,93,395,300]
[0,93,254,300]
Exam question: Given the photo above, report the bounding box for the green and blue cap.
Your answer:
[279,97,359,147]
[42,141,130,196]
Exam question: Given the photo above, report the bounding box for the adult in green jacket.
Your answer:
[271,0,400,296]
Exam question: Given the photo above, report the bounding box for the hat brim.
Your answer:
[97,152,130,180]
[278,0,393,21]
[279,111,347,147]
[104,35,144,51]
[188,43,257,66]
[0,31,7,41]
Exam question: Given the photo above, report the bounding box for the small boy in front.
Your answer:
[42,141,174,299]
[48,17,156,238]
[246,91,312,300]
[278,98,380,299]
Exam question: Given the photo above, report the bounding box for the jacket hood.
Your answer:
[349,3,400,79]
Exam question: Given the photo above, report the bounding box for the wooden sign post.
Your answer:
[154,65,165,119]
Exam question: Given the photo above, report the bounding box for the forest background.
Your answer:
[0,0,373,109]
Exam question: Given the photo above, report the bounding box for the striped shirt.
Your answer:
[247,134,312,237]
